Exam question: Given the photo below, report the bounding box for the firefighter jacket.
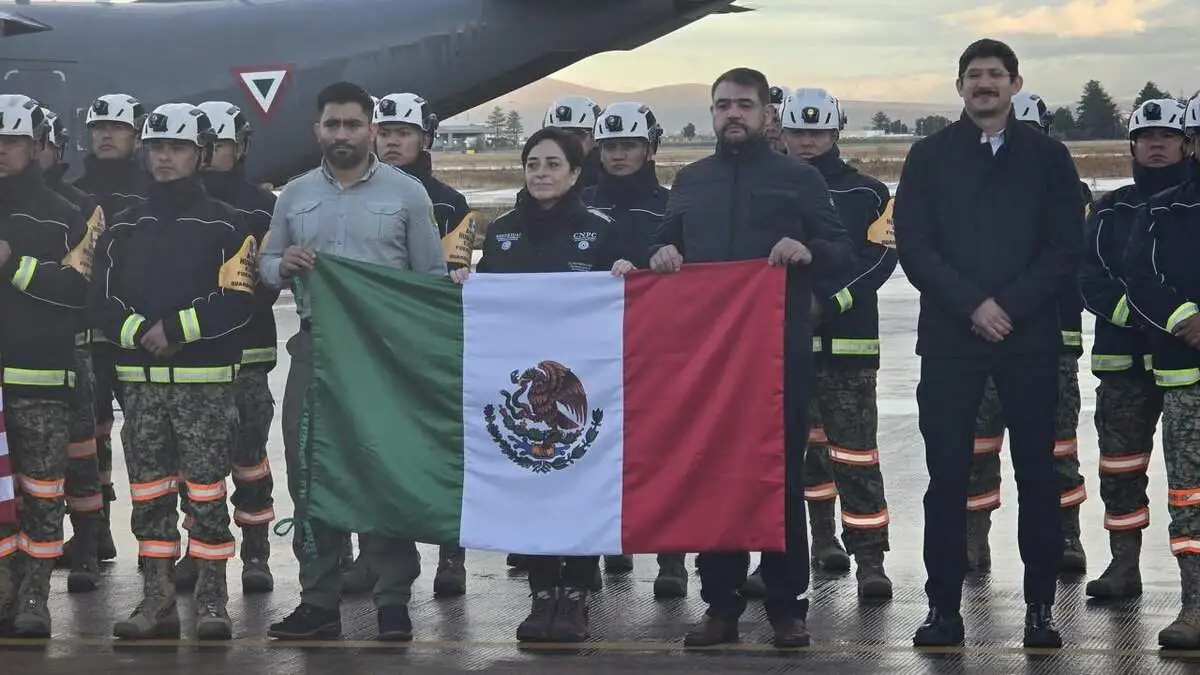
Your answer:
[580,161,669,268]
[1057,181,1094,359]
[72,154,149,226]
[399,151,475,269]
[45,161,107,341]
[90,174,257,384]
[806,147,897,370]
[1123,167,1200,388]
[0,163,90,401]
[1080,161,1191,376]
[202,162,280,372]
[477,188,620,273]
[892,112,1084,358]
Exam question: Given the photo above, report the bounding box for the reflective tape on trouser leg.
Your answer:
[122,383,183,558]
[1096,372,1162,532]
[231,368,275,527]
[176,383,236,560]
[9,398,70,558]
[1163,383,1200,555]
[967,375,1004,510]
[803,397,836,499]
[1054,355,1086,506]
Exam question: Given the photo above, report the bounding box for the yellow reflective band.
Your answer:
[833,288,853,313]
[1112,294,1131,327]
[10,256,36,292]
[1167,302,1200,333]
[1091,354,1133,372]
[1061,331,1083,348]
[1154,368,1200,388]
[830,338,880,356]
[1145,354,1154,371]
[178,307,201,343]
[3,368,73,387]
[120,314,146,349]
[811,336,823,353]
[241,347,277,364]
[116,365,238,384]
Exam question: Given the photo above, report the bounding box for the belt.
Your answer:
[116,365,239,384]
[300,318,312,332]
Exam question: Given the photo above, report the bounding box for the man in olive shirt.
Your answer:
[259,81,446,643]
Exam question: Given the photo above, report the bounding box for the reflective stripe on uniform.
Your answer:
[241,347,277,365]
[18,533,63,559]
[1155,368,1200,388]
[811,336,822,353]
[189,540,236,560]
[842,508,889,529]
[0,534,17,558]
[833,288,853,313]
[3,368,74,388]
[967,489,1000,511]
[1061,331,1082,348]
[1111,294,1131,327]
[1171,537,1200,555]
[974,436,1003,454]
[129,476,179,502]
[233,459,271,482]
[1060,484,1087,507]
[1167,302,1200,334]
[120,314,146,349]
[185,480,227,502]
[1099,453,1150,474]
[1105,507,1149,531]
[1169,488,1200,508]
[804,482,838,501]
[116,365,238,384]
[1092,354,1133,372]
[17,474,64,499]
[1054,439,1078,458]
[828,446,879,465]
[234,507,276,526]
[830,338,880,356]
[178,307,201,343]
[67,493,104,513]
[139,540,181,559]
[10,256,36,292]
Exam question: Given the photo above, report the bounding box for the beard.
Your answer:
[322,141,368,169]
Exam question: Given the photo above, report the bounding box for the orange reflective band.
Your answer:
[1169,488,1200,508]
[1060,485,1087,507]
[18,533,64,559]
[94,420,113,437]
[842,509,890,529]
[1099,453,1151,474]
[184,480,227,502]
[67,493,104,513]
[129,476,179,502]
[232,459,271,482]
[0,535,17,558]
[974,436,1003,454]
[967,490,1001,511]
[804,482,838,501]
[1105,508,1149,531]
[1171,537,1200,555]
[828,446,879,466]
[808,427,828,444]
[17,474,64,499]
[1053,439,1078,458]
[234,507,276,526]
[67,439,98,459]
[188,540,236,560]
[139,540,181,559]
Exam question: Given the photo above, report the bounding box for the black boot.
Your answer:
[516,588,557,642]
[1024,603,1063,648]
[550,587,590,642]
[653,554,688,598]
[433,545,466,597]
[913,607,964,647]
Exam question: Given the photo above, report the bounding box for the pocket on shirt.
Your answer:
[367,202,404,242]
[289,200,321,243]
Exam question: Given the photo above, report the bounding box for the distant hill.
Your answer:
[448,78,964,136]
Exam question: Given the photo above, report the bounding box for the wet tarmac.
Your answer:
[4,270,1200,673]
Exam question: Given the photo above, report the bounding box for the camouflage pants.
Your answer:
[92,342,121,504]
[1094,370,1162,531]
[0,398,70,560]
[967,355,1084,511]
[64,347,103,519]
[1163,383,1200,555]
[230,367,275,529]
[121,382,236,561]
[802,366,889,553]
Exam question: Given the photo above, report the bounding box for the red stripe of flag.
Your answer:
[620,260,787,553]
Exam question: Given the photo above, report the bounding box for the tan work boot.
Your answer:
[1060,506,1087,574]
[240,525,274,594]
[966,510,992,572]
[1085,530,1142,600]
[195,558,232,640]
[114,557,181,639]
[13,558,54,637]
[810,500,850,571]
[1159,555,1200,649]
[67,516,102,593]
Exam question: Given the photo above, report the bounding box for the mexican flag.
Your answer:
[297,255,787,555]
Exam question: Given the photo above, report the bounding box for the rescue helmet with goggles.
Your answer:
[780,88,845,131]
[374,92,439,149]
[768,85,791,122]
[594,102,663,150]
[1128,98,1185,140]
[141,103,218,151]
[1181,93,1200,137]
[196,101,252,146]
[1012,91,1052,131]
[0,94,49,143]
[86,93,145,130]
[543,95,602,131]
[39,107,69,149]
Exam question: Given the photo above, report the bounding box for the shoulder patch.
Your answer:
[218,235,258,294]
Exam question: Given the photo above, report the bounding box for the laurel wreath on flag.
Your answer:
[484,403,604,474]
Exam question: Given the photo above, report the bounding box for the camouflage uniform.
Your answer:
[60,343,105,592]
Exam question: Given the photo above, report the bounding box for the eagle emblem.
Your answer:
[483,360,604,474]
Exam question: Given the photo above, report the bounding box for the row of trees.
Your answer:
[483,106,524,147]
[867,80,1196,140]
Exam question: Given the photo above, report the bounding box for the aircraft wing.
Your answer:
[0,9,51,37]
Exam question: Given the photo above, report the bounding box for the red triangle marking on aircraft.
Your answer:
[231,64,293,118]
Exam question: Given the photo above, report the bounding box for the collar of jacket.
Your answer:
[594,161,661,203]
[715,134,772,161]
[200,161,248,203]
[43,161,69,189]
[81,153,141,188]
[320,152,382,187]
[147,173,206,215]
[399,150,434,183]
[0,162,45,207]
[807,145,854,179]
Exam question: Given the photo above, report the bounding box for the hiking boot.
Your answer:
[66,516,102,593]
[174,545,198,591]
[114,557,180,639]
[741,564,765,598]
[433,545,466,597]
[810,500,850,571]
[268,604,341,640]
[550,587,590,642]
[97,501,117,562]
[653,554,688,598]
[604,554,633,574]
[194,558,232,640]
[341,554,377,595]
[0,555,16,636]
[12,558,53,638]
[855,548,893,601]
[1085,529,1143,600]
[240,525,274,594]
[1024,603,1063,648]
[378,604,413,642]
[1160,555,1200,649]
[769,616,810,648]
[683,614,739,647]
[966,510,992,572]
[516,588,557,642]
[1060,506,1087,574]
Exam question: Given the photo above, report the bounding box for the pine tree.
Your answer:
[871,111,891,131]
[504,110,523,144]
[1050,107,1077,140]
[1075,81,1122,140]
[1133,81,1169,107]
[485,106,506,142]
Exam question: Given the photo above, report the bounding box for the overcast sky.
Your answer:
[554,0,1200,107]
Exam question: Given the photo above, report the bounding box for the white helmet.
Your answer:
[374,92,438,134]
[1012,91,1051,130]
[543,95,601,131]
[1128,98,1185,139]
[594,102,663,148]
[196,101,252,144]
[1186,93,1200,136]
[85,93,145,130]
[39,107,68,149]
[780,88,844,131]
[0,94,48,142]
[141,102,217,148]
[768,85,791,122]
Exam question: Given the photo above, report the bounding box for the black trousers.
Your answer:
[527,555,600,591]
[696,344,811,622]
[918,353,1062,611]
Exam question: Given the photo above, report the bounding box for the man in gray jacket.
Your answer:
[259,81,446,643]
